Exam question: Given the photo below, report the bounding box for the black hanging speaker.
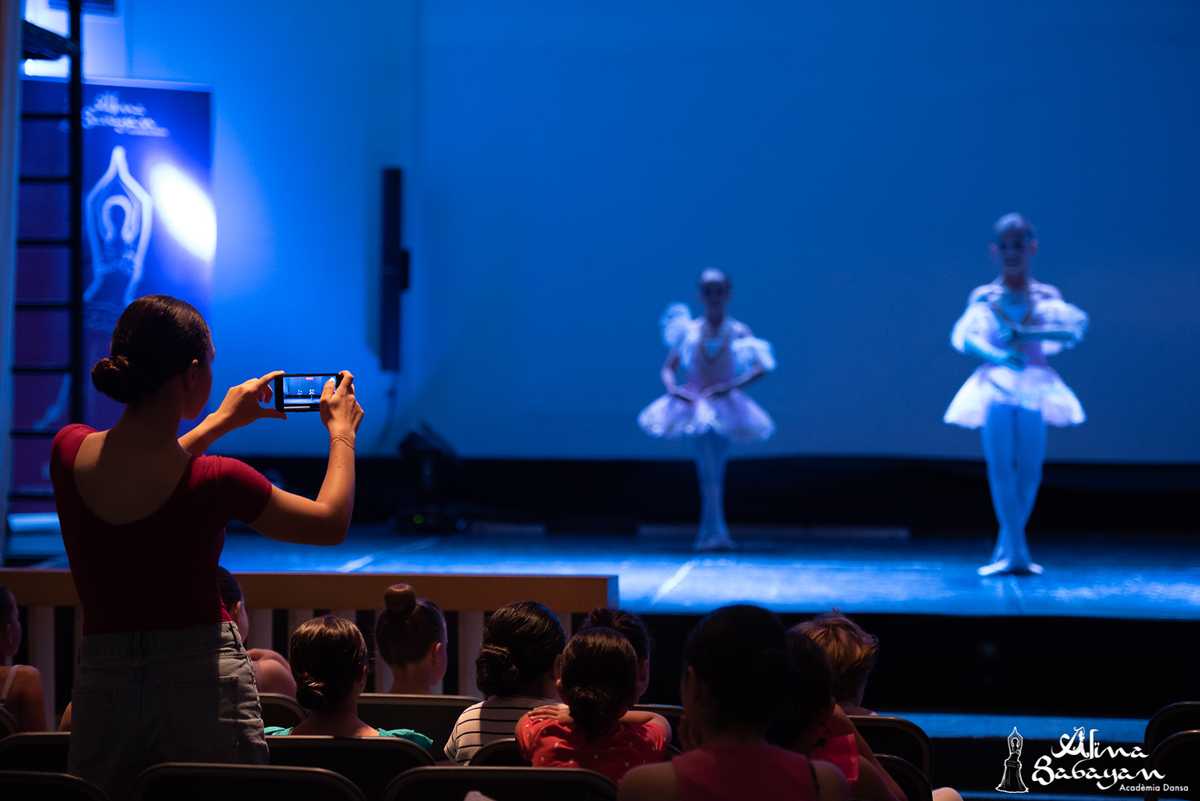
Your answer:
[380,167,410,372]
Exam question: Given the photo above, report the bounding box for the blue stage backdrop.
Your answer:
[12,78,212,499]
[412,0,1200,462]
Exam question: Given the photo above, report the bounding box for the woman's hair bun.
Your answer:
[91,354,152,405]
[383,584,417,617]
[295,673,329,711]
[476,643,520,693]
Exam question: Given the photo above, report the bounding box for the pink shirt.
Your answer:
[51,424,272,635]
[516,711,670,783]
[674,743,818,801]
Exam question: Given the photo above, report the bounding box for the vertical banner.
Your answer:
[79,79,214,425]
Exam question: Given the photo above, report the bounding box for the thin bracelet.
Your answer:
[330,434,356,451]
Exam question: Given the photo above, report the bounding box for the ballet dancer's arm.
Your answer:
[702,363,766,397]
[661,350,698,401]
[180,370,287,456]
[961,333,1026,370]
[1010,324,1081,343]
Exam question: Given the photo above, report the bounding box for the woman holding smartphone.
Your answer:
[50,294,364,798]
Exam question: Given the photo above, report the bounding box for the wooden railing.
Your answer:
[0,568,618,727]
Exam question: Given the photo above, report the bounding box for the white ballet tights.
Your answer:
[979,403,1046,575]
[694,431,733,550]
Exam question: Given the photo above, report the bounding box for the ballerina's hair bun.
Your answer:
[474,601,565,697]
[90,295,212,406]
[383,584,417,618]
[288,615,368,713]
[91,355,154,405]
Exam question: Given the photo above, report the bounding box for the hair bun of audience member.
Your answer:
[296,672,331,710]
[91,354,155,404]
[383,584,417,618]
[476,643,521,692]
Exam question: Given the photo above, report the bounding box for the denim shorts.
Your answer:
[69,621,267,798]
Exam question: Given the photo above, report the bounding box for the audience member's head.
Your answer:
[0,586,19,658]
[682,604,789,736]
[215,567,250,641]
[791,611,878,710]
[580,607,651,699]
[289,616,369,713]
[375,583,448,694]
[91,294,213,417]
[476,601,565,699]
[768,627,836,750]
[557,627,639,740]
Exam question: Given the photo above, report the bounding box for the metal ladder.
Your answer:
[5,2,83,552]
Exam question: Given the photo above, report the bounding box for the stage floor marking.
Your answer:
[336,555,375,573]
[652,559,697,605]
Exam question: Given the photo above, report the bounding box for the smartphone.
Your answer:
[273,372,343,412]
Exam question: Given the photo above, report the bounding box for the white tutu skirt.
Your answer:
[639,389,775,442]
[944,364,1085,429]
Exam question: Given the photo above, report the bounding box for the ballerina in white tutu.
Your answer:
[945,214,1088,576]
[639,269,776,551]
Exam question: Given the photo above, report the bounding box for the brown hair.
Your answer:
[92,295,212,405]
[560,628,638,740]
[289,616,368,711]
[791,610,879,705]
[475,601,565,697]
[580,608,650,661]
[375,583,446,668]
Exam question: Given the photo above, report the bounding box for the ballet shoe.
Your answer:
[694,524,735,552]
[978,559,1044,577]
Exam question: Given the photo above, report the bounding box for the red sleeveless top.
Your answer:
[51,424,272,635]
[674,743,818,801]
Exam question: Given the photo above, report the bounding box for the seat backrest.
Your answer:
[131,762,366,801]
[849,715,932,776]
[384,766,616,801]
[0,770,109,801]
[1150,729,1200,801]
[259,692,306,728]
[0,706,16,739]
[875,754,933,801]
[357,694,478,752]
[468,737,528,766]
[632,703,684,748]
[267,735,433,801]
[1146,702,1200,751]
[0,731,72,773]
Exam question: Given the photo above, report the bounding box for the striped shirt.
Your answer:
[444,695,557,764]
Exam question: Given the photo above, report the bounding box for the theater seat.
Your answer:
[259,692,306,728]
[356,694,478,752]
[1145,702,1200,751]
[0,731,71,773]
[0,770,109,801]
[850,715,933,776]
[875,753,933,801]
[267,735,433,800]
[131,762,366,801]
[468,737,527,766]
[383,766,616,801]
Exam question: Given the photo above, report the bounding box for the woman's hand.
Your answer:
[995,349,1027,370]
[700,383,732,399]
[212,370,287,430]
[320,370,365,439]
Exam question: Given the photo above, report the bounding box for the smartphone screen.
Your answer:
[274,373,341,412]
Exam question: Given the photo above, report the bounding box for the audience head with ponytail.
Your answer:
[558,627,639,740]
[476,601,565,698]
[91,295,213,411]
[375,584,448,693]
[683,604,791,734]
[581,607,652,700]
[288,616,369,712]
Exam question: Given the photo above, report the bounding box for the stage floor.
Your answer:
[207,527,1200,620]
